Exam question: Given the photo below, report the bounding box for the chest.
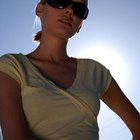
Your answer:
[30,59,77,89]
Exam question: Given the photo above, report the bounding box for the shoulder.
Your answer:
[77,58,112,97]
[0,53,26,64]
[0,53,19,61]
[77,58,108,71]
[0,53,26,85]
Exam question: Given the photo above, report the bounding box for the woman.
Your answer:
[0,0,140,140]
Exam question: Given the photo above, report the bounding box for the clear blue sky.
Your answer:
[0,0,140,140]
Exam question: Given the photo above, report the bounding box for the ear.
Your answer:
[36,3,43,17]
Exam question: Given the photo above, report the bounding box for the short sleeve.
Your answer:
[77,59,112,98]
[94,61,112,98]
[100,65,112,97]
[0,54,22,85]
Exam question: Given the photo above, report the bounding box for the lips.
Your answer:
[59,18,73,28]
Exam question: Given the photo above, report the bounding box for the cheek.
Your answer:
[75,21,82,30]
[41,9,53,26]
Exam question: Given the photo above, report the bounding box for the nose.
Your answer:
[64,7,74,18]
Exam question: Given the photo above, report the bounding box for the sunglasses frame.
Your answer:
[41,0,89,20]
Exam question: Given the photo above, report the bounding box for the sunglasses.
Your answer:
[42,0,89,20]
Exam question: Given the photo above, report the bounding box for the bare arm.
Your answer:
[101,78,140,140]
[0,72,37,140]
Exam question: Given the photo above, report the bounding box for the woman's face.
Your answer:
[36,0,88,40]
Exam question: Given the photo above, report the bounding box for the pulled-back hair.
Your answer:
[33,30,42,43]
[33,0,43,43]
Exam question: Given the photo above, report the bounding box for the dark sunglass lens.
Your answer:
[72,2,89,19]
[43,0,72,9]
[58,0,72,8]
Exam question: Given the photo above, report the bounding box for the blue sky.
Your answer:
[0,0,140,140]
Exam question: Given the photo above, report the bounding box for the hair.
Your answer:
[33,30,42,43]
[32,0,43,43]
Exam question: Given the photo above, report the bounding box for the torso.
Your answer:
[27,56,77,89]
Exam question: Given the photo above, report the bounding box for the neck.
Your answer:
[29,34,70,63]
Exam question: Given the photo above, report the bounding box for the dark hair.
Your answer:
[33,30,42,43]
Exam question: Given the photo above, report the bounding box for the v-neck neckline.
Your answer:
[20,53,80,90]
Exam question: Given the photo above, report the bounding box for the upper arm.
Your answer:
[0,72,31,140]
[101,78,140,134]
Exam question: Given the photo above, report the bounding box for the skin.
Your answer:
[101,78,140,140]
[0,0,140,140]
